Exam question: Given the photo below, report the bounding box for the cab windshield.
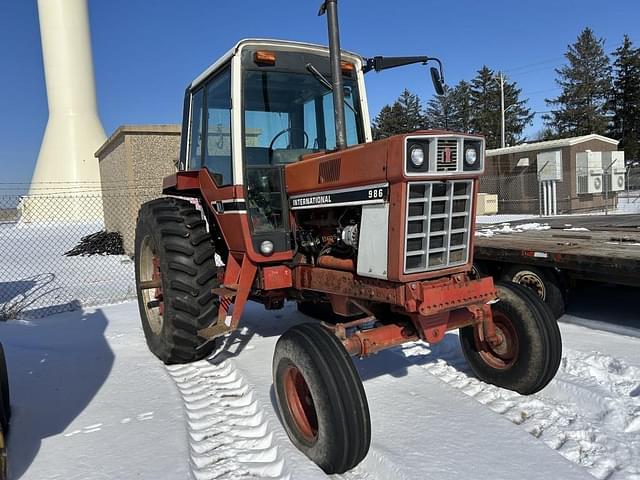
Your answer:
[243,70,363,165]
[241,64,364,238]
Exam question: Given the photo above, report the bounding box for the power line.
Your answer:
[500,40,628,76]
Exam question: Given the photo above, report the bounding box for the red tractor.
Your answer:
[135,1,561,473]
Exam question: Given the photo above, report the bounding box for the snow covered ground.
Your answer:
[0,221,135,318]
[1,291,638,480]
[475,222,552,237]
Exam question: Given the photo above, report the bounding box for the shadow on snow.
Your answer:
[0,307,114,479]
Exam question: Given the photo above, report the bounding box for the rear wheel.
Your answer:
[135,197,221,364]
[459,281,562,395]
[501,265,565,319]
[273,323,370,474]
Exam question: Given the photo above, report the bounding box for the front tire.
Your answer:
[459,281,562,395]
[273,323,370,474]
[135,198,221,364]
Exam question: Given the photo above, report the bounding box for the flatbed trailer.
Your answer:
[474,214,640,317]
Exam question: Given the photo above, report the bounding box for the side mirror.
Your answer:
[430,66,445,95]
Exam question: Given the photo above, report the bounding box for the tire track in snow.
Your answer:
[166,354,377,480]
[166,359,291,480]
[397,334,640,480]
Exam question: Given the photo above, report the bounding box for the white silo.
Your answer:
[25,0,106,221]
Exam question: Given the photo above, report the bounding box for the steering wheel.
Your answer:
[268,127,309,151]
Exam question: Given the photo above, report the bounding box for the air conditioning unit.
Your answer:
[476,193,498,215]
[601,151,626,192]
[576,151,603,194]
[537,150,563,181]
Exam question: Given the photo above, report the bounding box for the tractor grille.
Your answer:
[404,180,473,273]
[436,138,459,172]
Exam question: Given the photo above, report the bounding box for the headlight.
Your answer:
[410,147,425,167]
[406,140,429,173]
[260,240,274,256]
[463,139,483,172]
[464,148,477,166]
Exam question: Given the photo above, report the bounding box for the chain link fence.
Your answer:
[2,169,640,320]
[478,168,640,217]
[0,182,160,319]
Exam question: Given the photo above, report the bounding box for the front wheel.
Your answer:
[273,323,370,474]
[459,281,562,395]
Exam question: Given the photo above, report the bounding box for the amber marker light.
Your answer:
[255,51,276,65]
[341,61,354,75]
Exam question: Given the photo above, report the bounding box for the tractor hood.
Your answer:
[284,135,397,196]
[284,130,483,195]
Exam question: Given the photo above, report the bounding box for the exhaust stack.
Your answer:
[319,0,347,150]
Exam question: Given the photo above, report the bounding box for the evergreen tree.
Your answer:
[503,79,535,146]
[371,103,404,140]
[470,66,500,146]
[610,35,640,160]
[425,81,474,133]
[544,28,612,137]
[532,126,556,142]
[451,80,473,133]
[469,66,533,148]
[425,85,456,130]
[371,89,426,139]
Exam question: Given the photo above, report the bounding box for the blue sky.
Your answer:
[1,0,639,184]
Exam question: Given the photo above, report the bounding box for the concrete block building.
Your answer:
[95,124,181,254]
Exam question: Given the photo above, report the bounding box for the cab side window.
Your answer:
[204,67,233,185]
[188,88,204,169]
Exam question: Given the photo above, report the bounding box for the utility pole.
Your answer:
[497,72,505,149]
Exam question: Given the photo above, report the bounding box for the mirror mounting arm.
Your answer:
[363,55,445,95]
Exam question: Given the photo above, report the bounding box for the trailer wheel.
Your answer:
[459,281,562,395]
[135,197,221,364]
[273,323,370,474]
[502,265,565,319]
[0,344,9,435]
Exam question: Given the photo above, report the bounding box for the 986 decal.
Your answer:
[368,188,384,199]
[290,183,389,210]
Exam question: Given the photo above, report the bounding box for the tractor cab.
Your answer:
[179,40,370,254]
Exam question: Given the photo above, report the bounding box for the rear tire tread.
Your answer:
[135,197,221,364]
